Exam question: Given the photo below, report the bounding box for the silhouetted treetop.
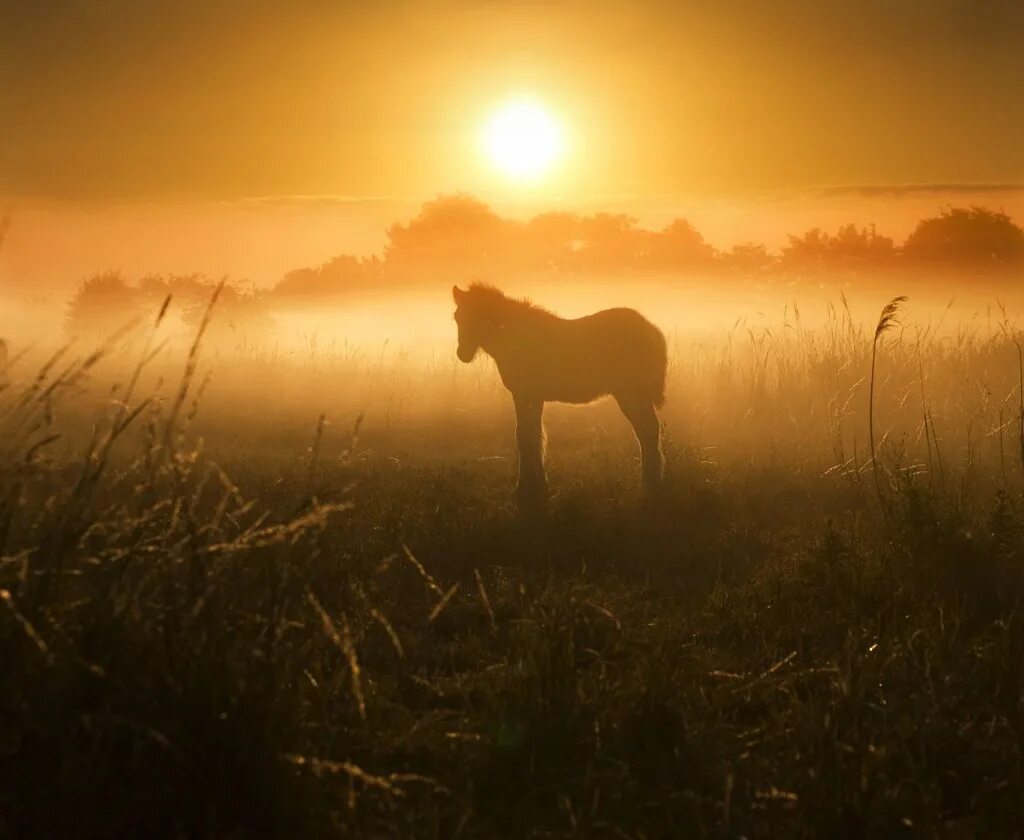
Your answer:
[782,224,896,270]
[384,194,518,278]
[274,255,383,300]
[255,196,1024,302]
[646,219,716,269]
[66,272,145,336]
[525,211,582,271]
[371,194,721,278]
[66,273,272,339]
[721,242,772,274]
[903,206,1024,264]
[573,213,648,270]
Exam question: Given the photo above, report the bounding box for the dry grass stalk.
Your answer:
[306,588,367,722]
[402,543,443,596]
[474,568,497,632]
[428,582,461,624]
[870,296,908,510]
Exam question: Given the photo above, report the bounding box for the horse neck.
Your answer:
[485,305,557,363]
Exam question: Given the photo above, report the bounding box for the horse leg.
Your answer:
[616,396,664,492]
[514,395,547,505]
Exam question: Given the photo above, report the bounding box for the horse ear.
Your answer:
[452,285,465,304]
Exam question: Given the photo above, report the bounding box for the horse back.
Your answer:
[501,307,667,406]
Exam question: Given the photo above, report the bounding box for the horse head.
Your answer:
[452,284,506,363]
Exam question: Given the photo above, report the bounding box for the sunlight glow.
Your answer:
[482,97,566,181]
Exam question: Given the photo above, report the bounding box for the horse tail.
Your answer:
[651,326,668,409]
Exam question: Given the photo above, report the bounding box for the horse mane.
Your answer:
[464,282,555,320]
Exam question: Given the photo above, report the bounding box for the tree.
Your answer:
[645,218,716,270]
[720,242,773,274]
[67,273,274,341]
[523,211,580,271]
[831,224,896,265]
[574,213,648,271]
[383,194,519,278]
[66,272,146,337]
[903,207,1024,265]
[781,224,895,270]
[273,256,382,300]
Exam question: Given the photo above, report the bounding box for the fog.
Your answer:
[3,192,1024,480]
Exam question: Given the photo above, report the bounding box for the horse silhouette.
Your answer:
[452,283,666,506]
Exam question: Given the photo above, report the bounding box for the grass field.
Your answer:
[3,290,1024,838]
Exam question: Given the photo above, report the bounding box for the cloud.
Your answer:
[222,195,416,209]
[810,184,1024,199]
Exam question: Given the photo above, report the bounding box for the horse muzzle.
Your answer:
[456,344,478,363]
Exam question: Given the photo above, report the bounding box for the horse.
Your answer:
[452,283,667,505]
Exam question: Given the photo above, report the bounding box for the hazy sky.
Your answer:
[2,0,1022,200]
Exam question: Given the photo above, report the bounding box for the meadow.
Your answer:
[3,286,1024,838]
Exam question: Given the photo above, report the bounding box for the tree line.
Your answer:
[274,197,1024,297]
[65,197,1024,335]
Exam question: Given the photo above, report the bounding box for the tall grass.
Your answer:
[3,294,1024,836]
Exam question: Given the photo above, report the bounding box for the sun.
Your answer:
[482,97,566,182]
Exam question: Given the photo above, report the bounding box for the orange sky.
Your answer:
[1,1,1023,294]
[1,0,1022,199]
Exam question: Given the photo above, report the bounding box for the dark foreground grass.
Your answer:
[3,405,1024,838]
[4,296,1024,837]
